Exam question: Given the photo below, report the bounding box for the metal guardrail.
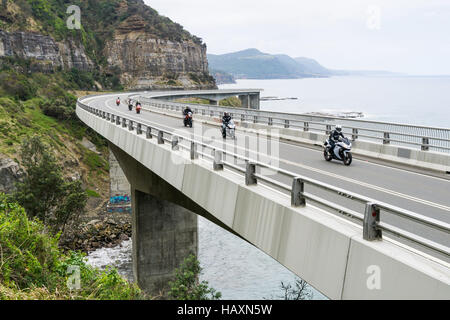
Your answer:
[77,99,450,259]
[135,95,450,154]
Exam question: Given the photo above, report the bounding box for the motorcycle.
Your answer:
[128,103,133,111]
[116,99,120,106]
[184,112,193,127]
[323,137,352,166]
[136,105,141,114]
[222,119,236,140]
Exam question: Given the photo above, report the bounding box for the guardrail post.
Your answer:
[146,127,152,139]
[116,116,120,125]
[190,142,198,160]
[122,118,127,128]
[213,150,223,171]
[352,128,358,140]
[326,124,332,135]
[253,115,258,124]
[363,203,382,241]
[291,177,306,207]
[304,122,309,132]
[102,111,106,119]
[136,123,142,135]
[106,113,110,121]
[383,132,390,144]
[421,137,430,151]
[111,114,115,123]
[128,120,134,131]
[268,118,273,126]
[210,111,214,117]
[172,136,179,150]
[245,162,257,185]
[241,114,245,123]
[202,109,206,116]
[284,120,289,128]
[157,131,164,144]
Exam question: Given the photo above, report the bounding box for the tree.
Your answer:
[280,279,313,300]
[13,136,87,233]
[168,254,221,300]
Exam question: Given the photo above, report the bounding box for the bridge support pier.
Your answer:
[108,143,199,296]
[132,188,197,295]
[239,94,260,109]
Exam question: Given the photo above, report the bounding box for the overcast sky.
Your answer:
[145,0,450,75]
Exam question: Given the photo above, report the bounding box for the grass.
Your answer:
[85,189,101,198]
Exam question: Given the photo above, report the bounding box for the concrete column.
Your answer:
[132,188,198,295]
[209,99,219,106]
[109,142,239,295]
[239,94,250,108]
[249,93,260,110]
[108,149,131,213]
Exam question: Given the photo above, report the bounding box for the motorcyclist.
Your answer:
[328,125,345,152]
[222,112,232,137]
[183,106,193,116]
[116,97,120,106]
[183,106,193,126]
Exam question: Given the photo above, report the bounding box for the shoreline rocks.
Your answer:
[60,213,132,253]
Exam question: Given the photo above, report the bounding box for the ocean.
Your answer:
[220,76,450,128]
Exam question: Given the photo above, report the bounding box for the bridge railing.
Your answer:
[135,95,450,154]
[77,99,450,261]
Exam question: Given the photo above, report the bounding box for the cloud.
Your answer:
[145,0,450,74]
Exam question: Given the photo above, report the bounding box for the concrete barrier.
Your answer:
[77,102,450,299]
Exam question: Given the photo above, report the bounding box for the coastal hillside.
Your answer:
[208,48,401,80]
[0,0,216,226]
[207,48,331,79]
[0,0,216,90]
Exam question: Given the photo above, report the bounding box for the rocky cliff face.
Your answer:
[0,27,214,89]
[0,158,23,194]
[104,16,215,90]
[0,0,215,89]
[0,30,94,72]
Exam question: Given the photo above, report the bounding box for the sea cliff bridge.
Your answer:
[76,89,450,299]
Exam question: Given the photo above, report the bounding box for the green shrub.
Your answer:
[0,193,61,289]
[0,72,37,100]
[0,194,145,300]
[13,136,88,233]
[168,254,221,300]
[42,103,75,120]
[219,97,242,107]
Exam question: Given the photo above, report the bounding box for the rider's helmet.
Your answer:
[224,112,229,117]
[335,125,342,132]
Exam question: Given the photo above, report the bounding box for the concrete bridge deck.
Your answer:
[76,91,450,299]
